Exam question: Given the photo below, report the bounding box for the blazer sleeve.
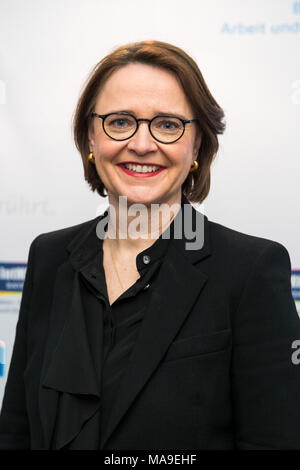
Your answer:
[0,235,41,449]
[231,241,300,450]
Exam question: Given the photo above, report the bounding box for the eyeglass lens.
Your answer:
[104,114,184,143]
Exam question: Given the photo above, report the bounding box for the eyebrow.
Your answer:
[108,109,188,120]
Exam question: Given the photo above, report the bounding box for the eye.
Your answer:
[106,114,136,130]
[160,120,178,129]
[110,118,130,128]
[152,117,182,133]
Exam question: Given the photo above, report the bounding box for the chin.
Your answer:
[116,190,161,207]
[126,195,157,207]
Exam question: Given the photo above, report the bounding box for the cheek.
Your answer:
[95,140,123,163]
[93,142,113,177]
[178,143,194,166]
[95,137,110,156]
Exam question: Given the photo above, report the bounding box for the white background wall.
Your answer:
[1,0,299,407]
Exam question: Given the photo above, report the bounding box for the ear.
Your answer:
[193,129,202,159]
[88,126,95,152]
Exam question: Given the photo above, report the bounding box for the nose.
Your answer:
[126,121,157,154]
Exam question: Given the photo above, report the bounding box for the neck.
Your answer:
[104,192,183,255]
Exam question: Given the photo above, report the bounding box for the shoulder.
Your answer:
[27,215,102,271]
[205,219,295,328]
[204,217,292,300]
[207,218,291,263]
[38,216,100,243]
[33,216,99,250]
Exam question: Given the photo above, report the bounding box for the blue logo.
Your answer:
[0,340,5,377]
[0,262,26,294]
[292,270,300,318]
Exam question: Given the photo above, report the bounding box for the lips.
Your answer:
[118,162,166,168]
[118,163,166,178]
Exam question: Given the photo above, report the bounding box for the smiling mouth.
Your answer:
[118,163,166,177]
[120,163,164,172]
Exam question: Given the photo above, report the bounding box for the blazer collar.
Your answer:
[67,194,211,269]
[39,195,211,449]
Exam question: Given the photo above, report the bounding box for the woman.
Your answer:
[0,40,299,450]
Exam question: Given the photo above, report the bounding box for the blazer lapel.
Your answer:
[38,260,75,449]
[100,201,211,449]
[39,217,104,449]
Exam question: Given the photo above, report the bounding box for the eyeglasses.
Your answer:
[90,111,199,144]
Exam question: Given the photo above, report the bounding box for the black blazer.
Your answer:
[1,200,300,450]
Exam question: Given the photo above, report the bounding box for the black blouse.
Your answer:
[51,198,183,449]
[80,221,171,443]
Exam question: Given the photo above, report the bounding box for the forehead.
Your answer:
[95,63,192,115]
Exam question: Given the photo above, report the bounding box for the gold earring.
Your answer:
[189,160,199,172]
[88,152,95,163]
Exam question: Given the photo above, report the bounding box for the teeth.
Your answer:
[123,163,161,173]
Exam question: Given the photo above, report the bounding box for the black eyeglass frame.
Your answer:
[90,112,199,144]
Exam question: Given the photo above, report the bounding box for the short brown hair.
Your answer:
[72,40,225,204]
